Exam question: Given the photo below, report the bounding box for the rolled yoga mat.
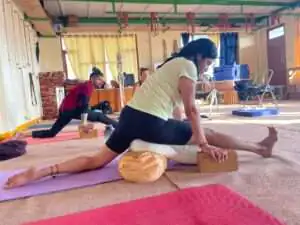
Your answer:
[0,159,180,202]
[24,184,284,225]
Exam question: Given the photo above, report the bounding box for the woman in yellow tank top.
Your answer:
[4,39,278,189]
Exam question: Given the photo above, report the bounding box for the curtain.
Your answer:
[103,36,119,80]
[119,35,138,80]
[76,37,93,80]
[64,35,138,81]
[64,36,106,80]
[181,32,190,46]
[220,32,239,66]
[90,36,105,78]
[0,0,40,135]
[64,37,81,78]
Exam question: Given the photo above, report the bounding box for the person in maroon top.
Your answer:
[31,68,118,139]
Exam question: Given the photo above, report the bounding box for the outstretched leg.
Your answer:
[31,114,72,138]
[204,126,278,157]
[4,145,118,189]
[74,110,118,128]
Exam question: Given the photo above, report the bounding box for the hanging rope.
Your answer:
[245,13,255,33]
[27,25,35,73]
[270,14,281,26]
[117,12,129,33]
[28,27,38,106]
[10,3,19,69]
[22,21,30,66]
[186,12,195,34]
[17,13,27,68]
[117,52,125,108]
[150,12,159,35]
[29,72,38,105]
[217,13,230,31]
[3,0,12,65]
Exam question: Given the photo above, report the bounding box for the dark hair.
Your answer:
[157,38,217,74]
[139,67,149,75]
[90,67,104,79]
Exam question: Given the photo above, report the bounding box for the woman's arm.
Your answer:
[178,77,207,146]
[5,146,118,189]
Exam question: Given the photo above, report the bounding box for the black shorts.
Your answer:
[106,106,192,154]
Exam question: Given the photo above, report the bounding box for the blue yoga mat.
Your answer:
[232,108,279,117]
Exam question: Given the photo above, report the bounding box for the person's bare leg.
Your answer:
[204,126,278,157]
[188,126,278,157]
[4,144,118,189]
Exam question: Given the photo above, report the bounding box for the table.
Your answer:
[90,87,135,112]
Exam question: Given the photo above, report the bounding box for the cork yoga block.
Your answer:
[78,124,98,139]
[197,150,238,173]
[221,91,239,105]
[78,123,94,129]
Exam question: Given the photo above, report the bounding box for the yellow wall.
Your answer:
[39,37,64,72]
[136,31,181,70]
[239,16,297,83]
[239,30,268,83]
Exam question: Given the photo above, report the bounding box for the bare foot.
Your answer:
[14,132,27,140]
[257,127,278,158]
[4,167,37,189]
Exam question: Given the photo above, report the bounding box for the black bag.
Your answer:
[0,140,27,161]
[99,101,113,115]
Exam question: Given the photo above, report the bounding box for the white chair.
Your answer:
[257,69,278,107]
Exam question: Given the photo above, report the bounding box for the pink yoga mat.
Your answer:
[24,184,285,225]
[0,160,181,202]
[26,131,104,145]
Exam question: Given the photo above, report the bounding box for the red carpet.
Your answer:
[24,184,284,225]
[26,131,104,145]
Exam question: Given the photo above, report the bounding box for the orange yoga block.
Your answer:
[221,91,239,105]
[78,124,98,139]
[197,150,238,173]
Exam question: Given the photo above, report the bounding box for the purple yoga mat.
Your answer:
[0,160,186,202]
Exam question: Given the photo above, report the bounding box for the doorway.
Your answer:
[267,25,287,86]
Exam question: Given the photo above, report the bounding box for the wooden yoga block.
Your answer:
[78,124,98,139]
[197,150,238,173]
[221,91,239,105]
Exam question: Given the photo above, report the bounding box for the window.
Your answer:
[62,35,138,82]
[268,26,285,40]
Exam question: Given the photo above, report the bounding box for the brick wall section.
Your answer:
[39,71,65,120]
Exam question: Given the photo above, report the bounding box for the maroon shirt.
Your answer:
[59,81,94,113]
